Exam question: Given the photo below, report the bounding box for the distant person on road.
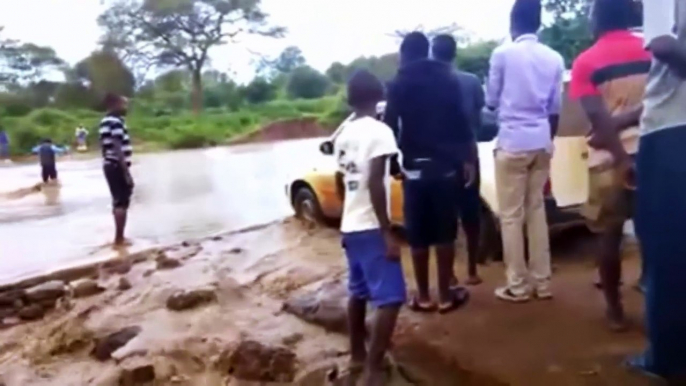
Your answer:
[99,93,134,247]
[432,33,486,286]
[570,0,648,331]
[385,32,475,313]
[334,69,405,386]
[33,138,66,183]
[485,0,564,303]
[0,129,9,163]
[627,0,686,380]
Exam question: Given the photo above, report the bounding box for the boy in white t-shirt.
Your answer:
[334,70,406,386]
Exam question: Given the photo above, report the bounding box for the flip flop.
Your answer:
[407,296,437,313]
[624,354,664,382]
[438,287,471,314]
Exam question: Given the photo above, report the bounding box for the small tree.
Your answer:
[98,0,285,113]
[240,77,276,104]
[286,66,331,100]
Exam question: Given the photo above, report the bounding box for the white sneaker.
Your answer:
[534,288,553,300]
[494,287,530,303]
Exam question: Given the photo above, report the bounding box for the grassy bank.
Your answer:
[1,96,349,155]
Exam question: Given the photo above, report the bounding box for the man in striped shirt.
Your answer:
[100,93,134,246]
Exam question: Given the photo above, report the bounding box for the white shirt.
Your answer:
[335,116,399,233]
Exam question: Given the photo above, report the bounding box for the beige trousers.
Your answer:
[495,149,552,296]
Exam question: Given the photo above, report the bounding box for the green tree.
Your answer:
[286,66,331,99]
[540,0,593,67]
[98,0,285,113]
[455,40,498,80]
[325,62,346,84]
[73,50,136,98]
[0,31,64,85]
[240,77,276,104]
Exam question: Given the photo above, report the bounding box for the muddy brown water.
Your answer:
[0,139,330,284]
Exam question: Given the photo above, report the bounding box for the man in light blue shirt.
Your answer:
[485,0,564,303]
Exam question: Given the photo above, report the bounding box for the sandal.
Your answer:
[407,296,437,313]
[438,287,471,314]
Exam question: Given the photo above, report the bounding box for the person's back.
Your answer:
[487,37,564,152]
[0,130,7,145]
[455,70,485,135]
[388,59,471,169]
[38,142,56,167]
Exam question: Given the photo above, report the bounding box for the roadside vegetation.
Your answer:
[0,0,593,155]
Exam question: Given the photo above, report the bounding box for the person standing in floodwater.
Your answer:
[627,0,686,380]
[334,70,405,386]
[0,128,9,163]
[34,138,65,183]
[99,94,134,246]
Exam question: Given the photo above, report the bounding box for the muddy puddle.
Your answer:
[0,220,504,386]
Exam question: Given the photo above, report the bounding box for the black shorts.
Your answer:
[459,161,481,228]
[403,175,460,249]
[104,163,132,209]
[41,164,57,182]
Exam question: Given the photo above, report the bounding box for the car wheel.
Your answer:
[478,209,503,263]
[293,187,325,226]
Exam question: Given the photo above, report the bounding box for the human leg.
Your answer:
[355,230,406,385]
[494,150,530,301]
[461,164,482,285]
[403,179,434,309]
[41,165,49,183]
[632,128,686,380]
[342,232,371,365]
[105,164,132,245]
[525,151,552,298]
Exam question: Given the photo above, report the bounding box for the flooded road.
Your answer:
[0,138,328,283]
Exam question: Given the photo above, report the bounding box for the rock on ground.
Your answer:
[282,280,348,334]
[71,279,106,298]
[155,252,182,270]
[120,360,156,386]
[166,289,216,311]
[25,280,66,302]
[18,304,44,321]
[217,340,297,383]
[92,326,142,361]
[118,277,132,291]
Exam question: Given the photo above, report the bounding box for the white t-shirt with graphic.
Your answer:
[335,116,399,233]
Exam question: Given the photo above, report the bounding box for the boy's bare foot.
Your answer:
[466,275,483,286]
[113,238,133,248]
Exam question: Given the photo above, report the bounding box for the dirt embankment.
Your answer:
[231,118,330,145]
[0,220,655,386]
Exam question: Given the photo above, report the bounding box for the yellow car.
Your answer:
[286,75,590,261]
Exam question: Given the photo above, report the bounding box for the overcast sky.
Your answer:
[0,0,515,82]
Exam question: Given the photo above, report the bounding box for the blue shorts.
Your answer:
[403,175,460,248]
[342,229,406,308]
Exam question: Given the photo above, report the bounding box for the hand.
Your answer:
[383,230,401,261]
[392,172,405,181]
[648,35,679,59]
[463,162,476,188]
[125,172,135,189]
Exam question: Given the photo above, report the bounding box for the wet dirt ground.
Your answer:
[0,219,657,386]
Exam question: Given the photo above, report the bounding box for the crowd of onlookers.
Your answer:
[331,0,686,384]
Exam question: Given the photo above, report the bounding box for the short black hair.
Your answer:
[400,32,430,64]
[591,0,642,34]
[347,70,384,110]
[42,138,52,143]
[103,93,123,109]
[432,34,457,62]
[510,0,542,35]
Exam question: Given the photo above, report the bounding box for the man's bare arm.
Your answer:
[579,95,629,163]
[650,35,686,78]
[368,156,391,231]
[335,171,345,202]
[612,104,643,132]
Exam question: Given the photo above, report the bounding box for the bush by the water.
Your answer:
[1,96,349,155]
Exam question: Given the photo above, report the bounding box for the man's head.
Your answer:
[590,0,640,38]
[103,93,129,116]
[510,0,542,39]
[347,69,385,115]
[42,138,52,144]
[400,32,430,65]
[431,34,457,63]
